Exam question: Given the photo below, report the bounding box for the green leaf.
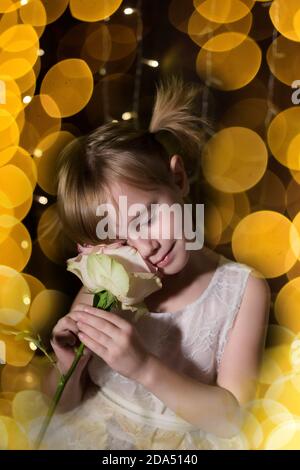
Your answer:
[93,289,117,310]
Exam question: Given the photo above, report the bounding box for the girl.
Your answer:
[30,76,270,450]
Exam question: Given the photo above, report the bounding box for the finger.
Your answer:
[51,331,78,348]
[78,331,107,359]
[53,316,78,335]
[50,337,76,354]
[67,311,85,324]
[71,311,118,338]
[82,346,93,357]
[76,303,131,330]
[77,321,111,347]
[77,243,93,254]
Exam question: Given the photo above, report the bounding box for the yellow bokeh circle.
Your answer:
[40,59,94,117]
[195,0,252,24]
[19,0,47,28]
[202,127,268,193]
[29,289,70,333]
[12,390,48,425]
[275,278,300,334]
[0,416,29,449]
[265,374,300,416]
[232,211,300,278]
[0,418,8,450]
[265,419,300,450]
[6,146,37,189]
[0,164,32,208]
[0,110,19,151]
[37,203,75,264]
[290,334,300,372]
[70,0,123,22]
[267,35,300,87]
[22,273,45,302]
[196,33,261,90]
[0,215,32,272]
[1,363,41,392]
[34,131,75,195]
[268,107,300,171]
[0,265,30,325]
[0,24,39,79]
[270,0,300,42]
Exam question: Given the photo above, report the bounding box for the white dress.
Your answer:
[28,254,253,450]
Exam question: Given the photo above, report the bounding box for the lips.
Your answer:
[153,242,175,266]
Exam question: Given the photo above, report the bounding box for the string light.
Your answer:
[122,111,137,120]
[132,0,143,130]
[20,0,29,5]
[33,148,43,158]
[38,49,45,56]
[124,7,136,15]
[23,295,31,305]
[35,195,48,205]
[23,95,32,104]
[29,342,37,351]
[142,59,159,68]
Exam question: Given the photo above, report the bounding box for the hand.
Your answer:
[51,311,92,375]
[70,303,151,383]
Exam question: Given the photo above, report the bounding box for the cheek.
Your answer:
[176,238,188,256]
[156,211,181,241]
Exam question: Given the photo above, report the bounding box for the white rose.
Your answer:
[67,243,162,320]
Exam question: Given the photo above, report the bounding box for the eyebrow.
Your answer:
[106,201,157,244]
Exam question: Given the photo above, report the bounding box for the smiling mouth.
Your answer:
[154,242,175,266]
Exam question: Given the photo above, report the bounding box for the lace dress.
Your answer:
[28,254,253,450]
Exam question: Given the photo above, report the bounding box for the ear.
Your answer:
[169,154,190,197]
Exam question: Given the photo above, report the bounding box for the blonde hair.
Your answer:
[56,76,209,245]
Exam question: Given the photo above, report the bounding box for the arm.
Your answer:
[41,286,94,413]
[136,274,270,438]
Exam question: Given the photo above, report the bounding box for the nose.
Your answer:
[127,236,160,261]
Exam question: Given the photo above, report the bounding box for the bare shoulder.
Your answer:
[216,271,271,403]
[242,271,271,313]
[233,270,271,336]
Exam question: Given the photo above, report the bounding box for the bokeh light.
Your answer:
[70,0,123,22]
[232,211,300,278]
[1,0,300,451]
[275,278,300,334]
[269,0,300,42]
[267,107,300,171]
[202,127,268,193]
[40,59,94,118]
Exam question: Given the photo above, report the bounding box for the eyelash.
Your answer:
[137,212,155,229]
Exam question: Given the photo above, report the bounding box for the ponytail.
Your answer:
[149,76,210,184]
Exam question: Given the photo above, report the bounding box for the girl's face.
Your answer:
[107,180,193,277]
